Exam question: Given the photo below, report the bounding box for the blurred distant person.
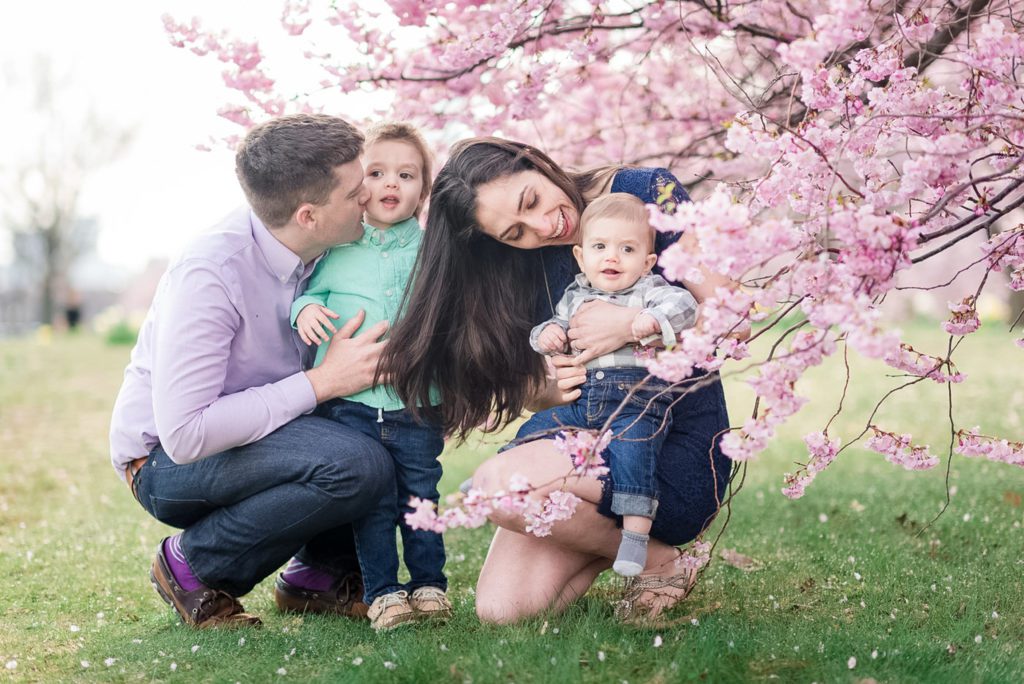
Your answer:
[64,288,82,331]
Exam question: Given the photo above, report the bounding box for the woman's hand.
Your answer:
[527,355,587,411]
[566,300,640,364]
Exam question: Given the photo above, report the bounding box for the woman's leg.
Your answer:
[471,440,691,621]
[475,527,608,623]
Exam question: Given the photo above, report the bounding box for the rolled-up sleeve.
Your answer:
[640,276,699,347]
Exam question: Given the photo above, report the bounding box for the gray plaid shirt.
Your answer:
[530,273,699,369]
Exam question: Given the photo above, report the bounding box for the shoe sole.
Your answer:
[150,560,188,625]
[150,550,261,629]
[412,607,452,622]
[371,614,418,632]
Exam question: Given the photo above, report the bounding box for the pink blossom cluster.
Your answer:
[675,540,712,572]
[646,284,757,382]
[280,0,312,36]
[161,14,282,125]
[405,477,581,538]
[942,297,981,336]
[954,428,1024,467]
[553,429,611,479]
[883,344,965,383]
[719,330,835,462]
[981,227,1024,292]
[782,431,841,499]
[864,427,939,471]
[652,189,804,284]
[524,490,582,537]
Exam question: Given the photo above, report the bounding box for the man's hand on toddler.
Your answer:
[630,312,660,342]
[297,304,340,346]
[537,324,568,354]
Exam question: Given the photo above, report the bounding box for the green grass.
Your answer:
[0,323,1022,683]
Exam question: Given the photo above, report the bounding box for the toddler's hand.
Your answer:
[631,312,660,342]
[537,324,568,354]
[297,304,340,346]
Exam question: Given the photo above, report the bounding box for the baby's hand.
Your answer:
[297,304,340,346]
[537,324,568,354]
[631,312,660,342]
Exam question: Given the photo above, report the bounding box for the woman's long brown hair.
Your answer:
[379,137,590,439]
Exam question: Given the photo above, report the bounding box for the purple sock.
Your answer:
[163,535,202,592]
[281,559,336,592]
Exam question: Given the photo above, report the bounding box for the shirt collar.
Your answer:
[359,217,421,248]
[250,209,306,283]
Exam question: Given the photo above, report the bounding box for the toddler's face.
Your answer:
[572,217,657,292]
[363,140,426,229]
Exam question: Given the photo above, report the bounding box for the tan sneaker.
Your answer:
[367,590,416,631]
[409,586,452,621]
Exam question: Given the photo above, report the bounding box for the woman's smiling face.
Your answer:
[474,170,580,249]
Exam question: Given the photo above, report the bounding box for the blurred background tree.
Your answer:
[1,57,133,328]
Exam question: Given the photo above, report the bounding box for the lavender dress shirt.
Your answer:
[109,207,320,478]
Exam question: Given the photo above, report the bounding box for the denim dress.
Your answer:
[523,167,731,546]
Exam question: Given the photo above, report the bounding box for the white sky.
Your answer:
[0,0,331,274]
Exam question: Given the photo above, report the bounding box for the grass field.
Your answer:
[1,322,1022,683]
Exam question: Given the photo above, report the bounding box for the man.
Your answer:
[109,114,393,628]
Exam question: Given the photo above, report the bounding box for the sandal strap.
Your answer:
[616,570,695,622]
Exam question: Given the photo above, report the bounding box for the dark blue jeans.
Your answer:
[515,368,672,519]
[318,399,447,603]
[131,415,393,597]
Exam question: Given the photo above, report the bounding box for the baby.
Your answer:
[528,193,699,576]
[289,122,448,631]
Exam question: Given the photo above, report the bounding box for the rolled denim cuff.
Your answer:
[611,492,659,518]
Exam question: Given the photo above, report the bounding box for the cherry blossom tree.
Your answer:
[163,1,1024,553]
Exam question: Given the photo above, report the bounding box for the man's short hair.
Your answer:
[580,193,655,251]
[235,113,364,228]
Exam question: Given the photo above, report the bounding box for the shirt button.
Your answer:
[381,251,389,258]
[595,370,605,380]
[385,289,394,296]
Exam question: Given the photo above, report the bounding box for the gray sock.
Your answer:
[612,530,649,577]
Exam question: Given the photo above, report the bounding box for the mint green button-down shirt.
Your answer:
[291,217,429,411]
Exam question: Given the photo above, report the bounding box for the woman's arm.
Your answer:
[673,231,752,341]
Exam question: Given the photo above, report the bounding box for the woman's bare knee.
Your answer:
[475,597,519,624]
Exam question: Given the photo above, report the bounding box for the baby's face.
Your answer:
[572,217,657,292]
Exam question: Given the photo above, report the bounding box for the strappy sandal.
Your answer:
[613,571,696,626]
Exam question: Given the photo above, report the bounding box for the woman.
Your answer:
[382,137,732,623]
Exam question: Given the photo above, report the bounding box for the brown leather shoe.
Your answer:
[149,540,262,629]
[274,572,369,619]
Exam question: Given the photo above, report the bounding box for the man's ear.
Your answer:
[643,252,658,273]
[573,244,585,270]
[294,203,317,231]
